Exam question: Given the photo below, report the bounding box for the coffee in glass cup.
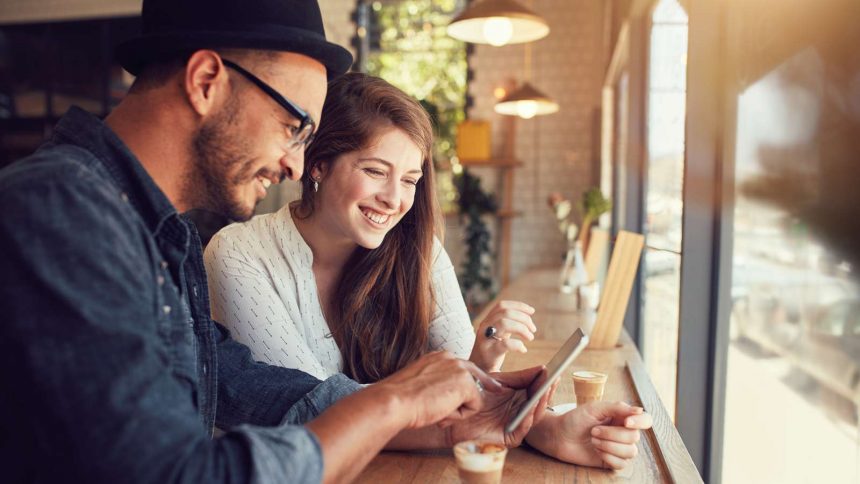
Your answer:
[453,440,507,484]
[572,370,608,404]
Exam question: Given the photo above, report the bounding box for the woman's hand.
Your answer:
[525,401,653,470]
[470,300,537,372]
[446,366,556,448]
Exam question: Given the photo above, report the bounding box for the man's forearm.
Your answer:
[305,384,411,483]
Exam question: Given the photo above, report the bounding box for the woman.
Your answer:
[204,73,536,383]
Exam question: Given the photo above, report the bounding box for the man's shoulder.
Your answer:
[0,143,111,197]
[0,143,135,231]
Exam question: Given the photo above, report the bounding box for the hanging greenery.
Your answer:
[365,0,467,162]
[454,168,497,308]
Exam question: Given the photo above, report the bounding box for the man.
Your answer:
[0,1,650,482]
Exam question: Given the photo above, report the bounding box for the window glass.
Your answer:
[641,0,687,419]
[722,2,860,482]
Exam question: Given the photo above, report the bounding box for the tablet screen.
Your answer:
[504,328,589,434]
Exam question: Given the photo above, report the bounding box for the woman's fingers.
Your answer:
[597,450,630,470]
[494,318,535,341]
[591,436,639,459]
[486,302,537,332]
[591,425,641,445]
[497,300,536,315]
[503,338,528,353]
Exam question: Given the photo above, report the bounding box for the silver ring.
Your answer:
[474,377,485,393]
[484,326,503,341]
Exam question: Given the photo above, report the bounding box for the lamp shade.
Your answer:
[447,0,550,46]
[494,82,559,119]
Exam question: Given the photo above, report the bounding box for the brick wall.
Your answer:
[318,0,358,53]
[450,0,607,283]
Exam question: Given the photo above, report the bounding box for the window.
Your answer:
[720,2,860,482]
[641,0,688,419]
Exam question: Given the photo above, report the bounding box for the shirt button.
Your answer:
[202,363,208,375]
[160,261,168,270]
[163,305,172,315]
[120,192,129,203]
[157,275,165,286]
[192,285,199,297]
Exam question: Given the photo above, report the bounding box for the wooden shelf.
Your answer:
[496,210,522,219]
[443,209,522,219]
[458,158,523,168]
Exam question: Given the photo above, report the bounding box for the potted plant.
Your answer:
[454,168,498,312]
[578,187,612,255]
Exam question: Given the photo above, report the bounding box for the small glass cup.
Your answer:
[453,440,508,484]
[573,370,608,404]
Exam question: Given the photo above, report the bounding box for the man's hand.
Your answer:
[377,351,504,429]
[307,352,503,484]
[447,366,557,448]
[526,401,653,470]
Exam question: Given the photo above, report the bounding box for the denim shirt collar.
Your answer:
[51,107,185,243]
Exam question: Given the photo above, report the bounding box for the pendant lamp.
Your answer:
[494,43,558,119]
[447,0,550,46]
[494,82,559,119]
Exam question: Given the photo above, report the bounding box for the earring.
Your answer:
[313,178,319,193]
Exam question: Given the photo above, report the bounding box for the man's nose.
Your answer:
[280,150,304,182]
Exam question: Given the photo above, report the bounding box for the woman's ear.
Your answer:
[310,162,328,181]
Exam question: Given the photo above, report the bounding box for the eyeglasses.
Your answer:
[221,58,316,151]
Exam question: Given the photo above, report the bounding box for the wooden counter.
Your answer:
[356,268,702,483]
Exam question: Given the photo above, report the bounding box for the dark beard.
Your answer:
[189,99,257,221]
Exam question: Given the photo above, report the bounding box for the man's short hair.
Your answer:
[127,48,279,94]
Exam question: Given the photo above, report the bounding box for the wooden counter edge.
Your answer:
[625,353,704,484]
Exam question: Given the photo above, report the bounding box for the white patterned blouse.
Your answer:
[203,204,476,381]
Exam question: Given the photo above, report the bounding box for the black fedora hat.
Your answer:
[116,0,353,79]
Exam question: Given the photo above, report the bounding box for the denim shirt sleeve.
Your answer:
[215,323,363,429]
[0,160,359,483]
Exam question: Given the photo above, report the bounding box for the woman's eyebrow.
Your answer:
[357,157,423,175]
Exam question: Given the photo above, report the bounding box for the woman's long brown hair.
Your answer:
[295,73,441,383]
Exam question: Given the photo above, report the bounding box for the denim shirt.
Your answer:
[0,107,362,483]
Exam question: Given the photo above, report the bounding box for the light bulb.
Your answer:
[483,17,513,46]
[516,101,538,119]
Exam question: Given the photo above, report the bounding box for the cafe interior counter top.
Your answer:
[356,268,702,483]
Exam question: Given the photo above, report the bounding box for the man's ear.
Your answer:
[184,50,228,117]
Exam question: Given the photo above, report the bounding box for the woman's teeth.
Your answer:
[361,209,390,225]
[259,178,272,189]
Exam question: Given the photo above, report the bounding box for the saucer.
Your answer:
[550,402,577,414]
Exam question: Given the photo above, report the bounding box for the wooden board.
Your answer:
[585,227,610,282]
[590,231,645,349]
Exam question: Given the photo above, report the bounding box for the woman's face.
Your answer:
[312,127,424,249]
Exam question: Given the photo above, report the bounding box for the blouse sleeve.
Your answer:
[426,238,476,359]
[204,230,331,380]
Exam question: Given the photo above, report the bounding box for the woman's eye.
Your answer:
[364,168,385,177]
[403,178,419,186]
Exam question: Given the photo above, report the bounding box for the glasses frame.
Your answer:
[221,58,316,150]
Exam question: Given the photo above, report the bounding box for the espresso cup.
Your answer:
[453,440,507,484]
[572,370,608,404]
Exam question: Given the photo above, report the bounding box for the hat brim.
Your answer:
[116,27,353,80]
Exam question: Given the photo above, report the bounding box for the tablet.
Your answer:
[504,328,589,434]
